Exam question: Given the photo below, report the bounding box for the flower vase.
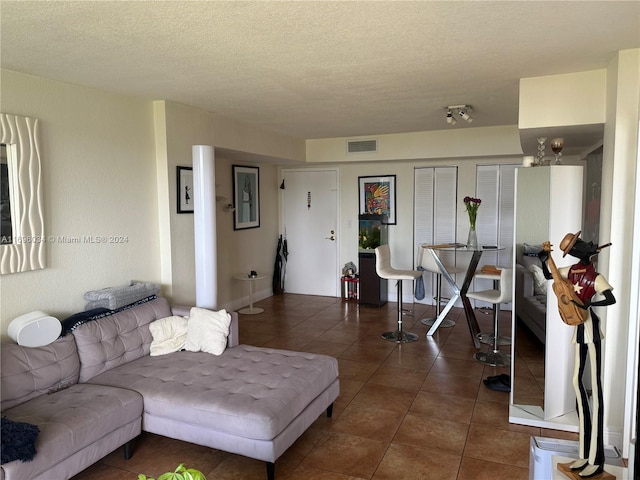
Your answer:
[467,226,478,249]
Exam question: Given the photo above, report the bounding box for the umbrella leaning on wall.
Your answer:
[272,235,284,295]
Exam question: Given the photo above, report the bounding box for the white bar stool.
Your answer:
[375,245,421,343]
[473,270,511,346]
[417,247,465,328]
[467,267,513,367]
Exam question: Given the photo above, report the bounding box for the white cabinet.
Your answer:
[510,165,583,430]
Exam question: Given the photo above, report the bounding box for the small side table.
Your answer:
[234,274,265,314]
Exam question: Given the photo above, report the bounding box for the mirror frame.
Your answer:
[0,113,45,274]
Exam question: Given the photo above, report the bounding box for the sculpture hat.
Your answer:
[559,231,581,257]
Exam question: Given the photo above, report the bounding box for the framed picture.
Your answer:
[176,166,194,214]
[358,175,396,224]
[233,165,260,230]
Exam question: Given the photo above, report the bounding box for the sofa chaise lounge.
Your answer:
[1,297,340,480]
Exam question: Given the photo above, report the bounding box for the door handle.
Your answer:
[325,236,335,241]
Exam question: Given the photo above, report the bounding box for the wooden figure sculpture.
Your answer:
[538,231,615,479]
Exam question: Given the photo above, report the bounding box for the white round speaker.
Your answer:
[7,311,62,347]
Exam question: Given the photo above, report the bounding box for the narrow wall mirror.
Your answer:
[0,113,45,274]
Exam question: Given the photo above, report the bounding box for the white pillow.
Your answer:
[149,315,189,356]
[184,307,231,355]
[528,264,548,296]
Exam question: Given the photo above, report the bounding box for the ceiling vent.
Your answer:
[347,139,377,154]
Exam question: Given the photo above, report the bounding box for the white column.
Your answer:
[192,145,217,309]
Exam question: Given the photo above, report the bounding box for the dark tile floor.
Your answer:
[73,294,578,479]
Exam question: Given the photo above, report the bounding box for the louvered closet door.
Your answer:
[474,164,517,305]
[414,166,458,306]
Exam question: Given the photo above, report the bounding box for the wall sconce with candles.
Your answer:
[216,195,235,212]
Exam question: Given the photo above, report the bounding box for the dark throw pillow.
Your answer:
[1,417,40,464]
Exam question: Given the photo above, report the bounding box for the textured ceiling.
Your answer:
[1,1,639,141]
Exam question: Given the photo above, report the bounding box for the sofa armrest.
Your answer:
[227,311,239,348]
[171,306,239,348]
[171,305,191,317]
[515,264,535,298]
[515,264,534,318]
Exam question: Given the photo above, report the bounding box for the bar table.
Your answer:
[420,244,504,348]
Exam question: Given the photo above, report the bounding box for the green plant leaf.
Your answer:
[140,464,204,480]
[184,470,206,480]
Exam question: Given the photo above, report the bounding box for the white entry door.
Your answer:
[282,169,338,296]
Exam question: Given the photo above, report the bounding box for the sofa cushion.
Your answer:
[1,335,79,411]
[149,315,189,356]
[528,264,548,295]
[86,344,340,441]
[519,255,541,271]
[184,307,231,356]
[1,383,142,480]
[73,297,172,382]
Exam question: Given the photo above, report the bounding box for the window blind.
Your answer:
[414,166,458,305]
[474,164,518,303]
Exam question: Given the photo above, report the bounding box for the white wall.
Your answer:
[156,101,286,308]
[0,70,160,332]
[600,49,640,456]
[306,125,524,163]
[519,50,640,453]
[281,155,524,304]
[519,70,607,128]
[0,73,302,335]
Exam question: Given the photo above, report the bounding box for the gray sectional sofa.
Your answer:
[1,297,340,480]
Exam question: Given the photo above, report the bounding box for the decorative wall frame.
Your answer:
[232,165,260,230]
[176,166,193,214]
[1,113,45,274]
[358,174,396,224]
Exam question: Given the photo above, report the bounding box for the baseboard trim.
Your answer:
[224,288,272,313]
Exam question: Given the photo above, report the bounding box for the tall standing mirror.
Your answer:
[0,113,45,274]
[510,165,583,431]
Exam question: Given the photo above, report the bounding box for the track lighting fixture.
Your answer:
[446,109,457,125]
[458,110,472,122]
[445,105,473,125]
